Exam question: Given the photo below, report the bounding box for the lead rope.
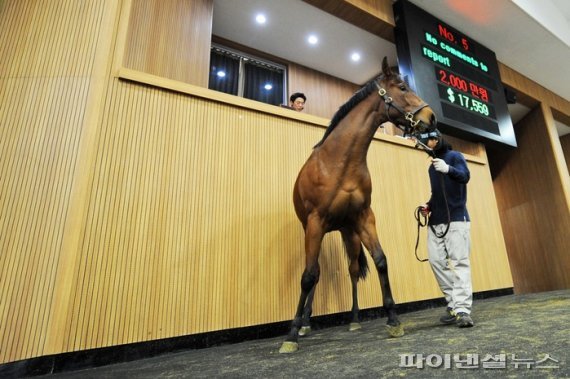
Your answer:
[414,172,451,262]
[414,206,429,262]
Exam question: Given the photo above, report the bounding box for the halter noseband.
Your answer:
[375,81,430,136]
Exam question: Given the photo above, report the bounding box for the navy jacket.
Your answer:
[427,142,470,225]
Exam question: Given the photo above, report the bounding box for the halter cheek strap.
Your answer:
[375,82,430,135]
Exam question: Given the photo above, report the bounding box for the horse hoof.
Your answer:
[298,326,311,336]
[386,324,405,338]
[279,341,299,354]
[348,322,362,331]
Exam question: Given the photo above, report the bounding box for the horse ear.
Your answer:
[382,57,392,77]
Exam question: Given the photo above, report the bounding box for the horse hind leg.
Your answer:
[373,250,404,337]
[341,230,369,332]
[348,257,362,332]
[358,210,404,338]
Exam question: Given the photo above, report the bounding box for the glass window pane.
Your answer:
[208,45,286,106]
[208,50,239,95]
[243,62,284,106]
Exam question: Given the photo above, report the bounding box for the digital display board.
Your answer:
[393,0,516,147]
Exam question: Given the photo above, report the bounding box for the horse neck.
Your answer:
[320,95,384,164]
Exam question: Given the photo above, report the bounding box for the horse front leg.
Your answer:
[279,217,324,353]
[299,286,315,336]
[358,209,404,338]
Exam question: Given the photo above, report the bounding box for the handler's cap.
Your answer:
[416,128,441,145]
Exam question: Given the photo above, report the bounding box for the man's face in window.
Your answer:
[291,98,305,112]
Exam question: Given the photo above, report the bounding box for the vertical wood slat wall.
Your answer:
[0,0,513,365]
[0,0,107,363]
[288,64,360,119]
[492,106,570,293]
[123,0,213,87]
[493,63,570,294]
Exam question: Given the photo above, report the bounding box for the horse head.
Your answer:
[376,57,437,139]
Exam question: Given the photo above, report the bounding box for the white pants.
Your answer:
[428,222,472,314]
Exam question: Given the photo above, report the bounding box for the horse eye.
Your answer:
[399,85,407,91]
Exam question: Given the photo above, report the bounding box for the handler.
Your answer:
[419,129,474,328]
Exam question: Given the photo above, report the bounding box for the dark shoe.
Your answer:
[439,307,456,325]
[456,312,474,328]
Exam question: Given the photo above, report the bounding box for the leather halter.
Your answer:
[374,81,430,136]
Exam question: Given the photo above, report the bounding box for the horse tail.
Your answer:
[357,244,369,280]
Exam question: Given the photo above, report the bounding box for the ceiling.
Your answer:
[212,0,570,136]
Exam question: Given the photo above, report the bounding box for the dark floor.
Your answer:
[44,290,570,378]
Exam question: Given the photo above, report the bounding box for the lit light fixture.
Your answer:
[255,14,266,24]
[307,35,318,45]
[351,52,361,62]
[217,71,226,78]
[264,83,273,90]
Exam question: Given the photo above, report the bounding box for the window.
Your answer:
[209,45,286,106]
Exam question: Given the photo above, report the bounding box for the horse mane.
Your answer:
[313,77,382,148]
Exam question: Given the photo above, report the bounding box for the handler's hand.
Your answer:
[419,204,430,216]
[432,158,449,174]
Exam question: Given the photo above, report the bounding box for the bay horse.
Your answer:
[279,57,436,353]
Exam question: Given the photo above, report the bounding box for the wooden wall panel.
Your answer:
[499,62,570,115]
[123,0,213,86]
[0,0,103,78]
[303,0,395,42]
[561,134,570,175]
[440,134,486,158]
[63,81,315,347]
[492,106,570,293]
[288,63,360,119]
[0,0,110,364]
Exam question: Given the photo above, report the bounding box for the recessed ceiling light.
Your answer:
[351,52,361,62]
[308,35,318,45]
[255,14,266,24]
[217,71,226,78]
[264,83,273,90]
